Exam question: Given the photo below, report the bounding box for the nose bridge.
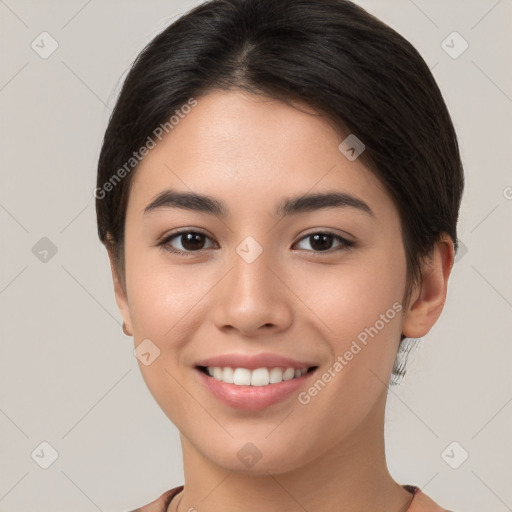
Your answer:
[232,239,271,297]
[212,235,292,334]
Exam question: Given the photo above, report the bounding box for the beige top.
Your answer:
[128,484,455,511]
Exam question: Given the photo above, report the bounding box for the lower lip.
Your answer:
[195,367,317,410]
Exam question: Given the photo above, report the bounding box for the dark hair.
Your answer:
[96,0,464,384]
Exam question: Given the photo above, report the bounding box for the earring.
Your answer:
[122,322,132,336]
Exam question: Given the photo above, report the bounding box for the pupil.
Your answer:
[182,233,204,251]
[310,233,333,251]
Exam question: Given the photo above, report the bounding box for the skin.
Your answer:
[107,89,454,512]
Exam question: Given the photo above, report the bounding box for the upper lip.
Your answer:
[195,352,318,370]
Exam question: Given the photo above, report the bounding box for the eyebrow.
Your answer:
[143,188,374,218]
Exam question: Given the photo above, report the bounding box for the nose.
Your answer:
[211,246,293,337]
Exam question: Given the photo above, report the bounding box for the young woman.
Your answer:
[95,1,464,510]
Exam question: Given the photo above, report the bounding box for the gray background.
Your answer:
[1,1,511,511]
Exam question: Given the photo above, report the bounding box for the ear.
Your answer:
[106,242,133,336]
[402,233,455,338]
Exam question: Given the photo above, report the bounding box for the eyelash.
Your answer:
[157,229,354,257]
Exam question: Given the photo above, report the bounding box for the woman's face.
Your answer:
[113,89,413,473]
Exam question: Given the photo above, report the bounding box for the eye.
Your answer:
[158,230,217,256]
[293,231,354,253]
[158,229,354,256]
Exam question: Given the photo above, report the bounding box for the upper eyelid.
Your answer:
[163,228,216,244]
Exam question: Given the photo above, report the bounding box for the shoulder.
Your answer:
[127,485,184,512]
[128,484,458,512]
[405,485,457,512]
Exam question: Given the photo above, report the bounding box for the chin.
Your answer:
[203,442,309,476]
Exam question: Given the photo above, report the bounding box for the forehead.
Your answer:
[128,89,393,221]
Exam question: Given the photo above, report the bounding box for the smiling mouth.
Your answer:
[196,365,318,386]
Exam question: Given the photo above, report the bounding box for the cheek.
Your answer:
[127,261,208,340]
[124,248,225,405]
[301,246,406,361]
[124,253,212,424]
[293,248,406,426]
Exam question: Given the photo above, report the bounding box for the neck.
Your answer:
[172,389,414,512]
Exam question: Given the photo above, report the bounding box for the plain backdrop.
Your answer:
[0,1,511,511]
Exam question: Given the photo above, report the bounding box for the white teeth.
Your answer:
[222,367,234,383]
[233,368,251,385]
[282,367,296,380]
[269,367,284,383]
[250,368,268,386]
[204,366,311,386]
